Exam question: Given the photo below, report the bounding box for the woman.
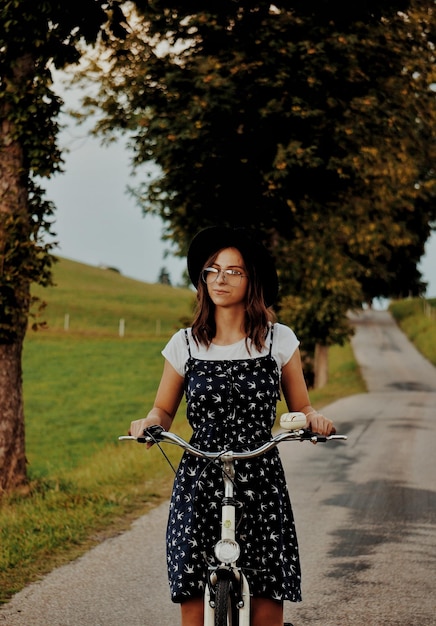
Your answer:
[129,226,335,626]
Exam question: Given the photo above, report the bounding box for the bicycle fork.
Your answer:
[204,453,250,626]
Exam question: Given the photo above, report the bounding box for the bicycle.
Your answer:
[119,412,347,626]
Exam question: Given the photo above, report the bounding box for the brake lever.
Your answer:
[137,424,165,444]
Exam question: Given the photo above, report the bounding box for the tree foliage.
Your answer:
[0,0,127,492]
[0,0,127,342]
[81,0,435,359]
[158,266,171,285]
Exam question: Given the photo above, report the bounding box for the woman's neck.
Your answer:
[213,307,246,346]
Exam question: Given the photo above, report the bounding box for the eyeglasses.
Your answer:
[201,267,247,287]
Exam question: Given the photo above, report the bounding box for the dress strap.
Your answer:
[184,329,192,358]
[269,323,274,355]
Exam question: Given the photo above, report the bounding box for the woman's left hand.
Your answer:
[306,411,336,436]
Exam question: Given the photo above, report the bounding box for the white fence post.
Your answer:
[422,299,435,320]
[119,318,125,338]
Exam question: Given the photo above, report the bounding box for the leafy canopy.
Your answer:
[77,0,435,349]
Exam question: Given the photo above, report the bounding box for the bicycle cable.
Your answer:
[146,431,179,474]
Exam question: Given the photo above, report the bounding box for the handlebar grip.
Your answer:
[299,431,347,442]
[298,430,327,443]
[313,435,327,443]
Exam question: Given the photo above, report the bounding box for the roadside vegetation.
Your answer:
[0,259,433,603]
[389,297,436,366]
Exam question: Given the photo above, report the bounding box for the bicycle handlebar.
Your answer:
[119,424,347,460]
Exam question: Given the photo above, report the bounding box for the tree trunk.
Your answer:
[313,343,329,389]
[0,54,34,493]
[0,342,27,492]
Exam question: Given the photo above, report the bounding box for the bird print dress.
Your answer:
[166,327,302,604]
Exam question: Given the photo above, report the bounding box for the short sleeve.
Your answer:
[161,329,189,377]
[273,323,300,368]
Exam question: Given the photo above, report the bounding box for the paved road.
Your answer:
[1,309,435,625]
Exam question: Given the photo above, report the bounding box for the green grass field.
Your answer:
[0,258,433,603]
[2,259,196,601]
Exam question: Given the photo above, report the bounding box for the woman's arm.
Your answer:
[280,348,335,436]
[129,359,185,438]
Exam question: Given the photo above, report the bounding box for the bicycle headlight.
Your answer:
[214,538,240,564]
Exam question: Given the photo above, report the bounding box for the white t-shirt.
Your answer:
[162,322,299,378]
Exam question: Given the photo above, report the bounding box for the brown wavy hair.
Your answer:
[191,248,276,353]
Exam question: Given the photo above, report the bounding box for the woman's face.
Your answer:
[204,247,248,307]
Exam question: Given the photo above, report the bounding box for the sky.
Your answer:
[43,80,436,299]
[44,107,187,287]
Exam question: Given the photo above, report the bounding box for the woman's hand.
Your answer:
[128,407,174,447]
[128,415,166,448]
[305,411,336,436]
[128,417,159,438]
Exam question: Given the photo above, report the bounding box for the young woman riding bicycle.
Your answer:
[128,226,335,626]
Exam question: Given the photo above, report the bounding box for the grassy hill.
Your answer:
[25,258,196,475]
[30,257,195,337]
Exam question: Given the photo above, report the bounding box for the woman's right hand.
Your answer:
[128,407,174,440]
[128,417,155,438]
[128,415,166,448]
[129,418,147,437]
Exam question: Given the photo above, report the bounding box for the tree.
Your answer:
[80,0,435,384]
[0,0,127,493]
[158,267,171,285]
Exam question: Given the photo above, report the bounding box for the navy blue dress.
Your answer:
[166,329,302,603]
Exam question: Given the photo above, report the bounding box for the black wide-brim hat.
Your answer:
[187,226,279,307]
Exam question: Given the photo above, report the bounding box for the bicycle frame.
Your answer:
[119,420,346,626]
[203,449,251,626]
